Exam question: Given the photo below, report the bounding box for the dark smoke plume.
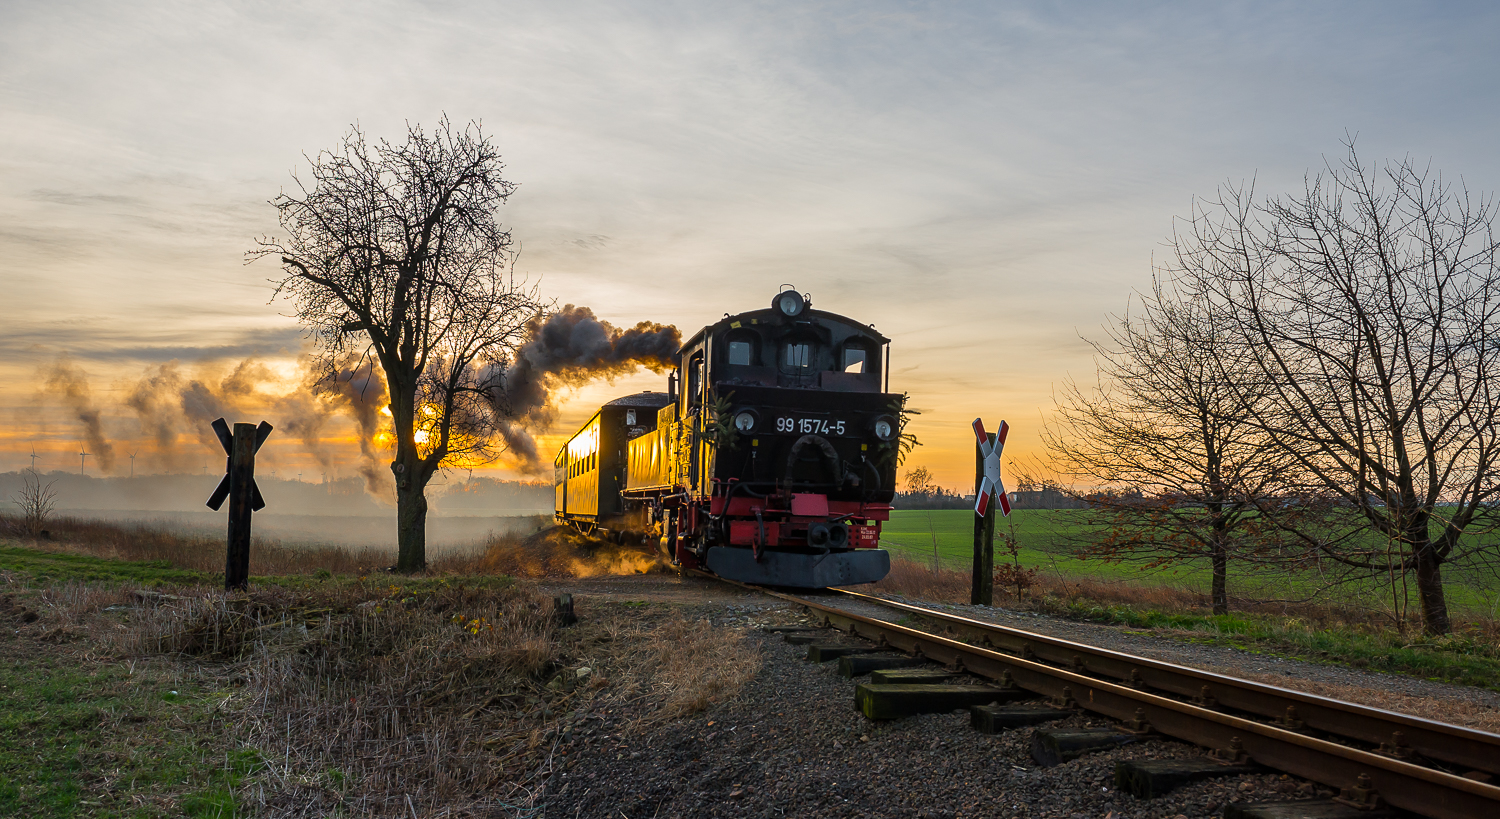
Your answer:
[42,357,115,472]
[32,353,389,489]
[488,305,680,469]
[122,360,276,470]
[315,356,390,495]
[124,363,189,454]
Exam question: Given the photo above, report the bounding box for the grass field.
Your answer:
[0,531,757,817]
[879,509,1500,615]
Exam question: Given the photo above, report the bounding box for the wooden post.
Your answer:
[972,432,996,605]
[225,423,256,591]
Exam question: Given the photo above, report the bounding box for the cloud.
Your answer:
[4,0,1500,487]
[0,323,308,366]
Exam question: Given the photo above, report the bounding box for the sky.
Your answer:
[4,0,1500,494]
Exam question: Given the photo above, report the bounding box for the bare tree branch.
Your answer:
[251,117,542,572]
[1045,280,1289,614]
[1173,139,1500,634]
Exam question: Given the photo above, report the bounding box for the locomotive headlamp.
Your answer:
[872,415,896,441]
[774,291,806,317]
[733,409,758,432]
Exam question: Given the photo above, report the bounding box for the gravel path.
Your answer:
[539,599,1311,819]
[546,574,1500,718]
[531,573,1496,818]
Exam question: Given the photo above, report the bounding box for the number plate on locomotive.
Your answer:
[775,416,848,436]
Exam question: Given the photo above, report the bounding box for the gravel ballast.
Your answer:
[539,599,1315,819]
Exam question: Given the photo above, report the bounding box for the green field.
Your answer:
[879,509,1500,614]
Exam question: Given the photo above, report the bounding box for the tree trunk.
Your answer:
[396,467,428,573]
[1210,539,1228,616]
[1413,540,1451,636]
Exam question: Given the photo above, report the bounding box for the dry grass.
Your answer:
[10,567,762,817]
[868,554,974,601]
[637,614,762,723]
[81,581,561,816]
[0,514,762,815]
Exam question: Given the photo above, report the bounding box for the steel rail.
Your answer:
[694,572,1500,819]
[825,588,1500,780]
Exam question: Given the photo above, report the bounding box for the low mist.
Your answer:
[0,471,552,550]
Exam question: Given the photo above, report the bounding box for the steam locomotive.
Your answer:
[552,288,901,587]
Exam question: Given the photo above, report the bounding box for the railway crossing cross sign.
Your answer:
[971,417,1010,606]
[972,418,1011,518]
[205,418,273,591]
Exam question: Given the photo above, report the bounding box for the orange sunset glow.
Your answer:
[6,3,1500,502]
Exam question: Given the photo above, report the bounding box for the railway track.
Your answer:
[695,571,1500,819]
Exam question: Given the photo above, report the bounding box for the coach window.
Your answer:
[687,354,705,406]
[783,342,811,369]
[842,344,867,374]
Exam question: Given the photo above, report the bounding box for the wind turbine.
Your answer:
[129,451,137,478]
[29,446,38,472]
[79,446,89,475]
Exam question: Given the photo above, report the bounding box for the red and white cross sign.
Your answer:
[973,418,1011,518]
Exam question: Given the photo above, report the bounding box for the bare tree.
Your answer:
[253,118,542,572]
[1173,141,1500,634]
[904,465,935,494]
[1045,283,1285,615]
[12,468,58,536]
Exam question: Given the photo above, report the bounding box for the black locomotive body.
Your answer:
[553,289,899,587]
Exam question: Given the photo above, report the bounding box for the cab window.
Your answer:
[842,345,867,374]
[728,340,753,366]
[784,343,811,369]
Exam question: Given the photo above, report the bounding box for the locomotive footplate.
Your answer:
[705,546,891,588]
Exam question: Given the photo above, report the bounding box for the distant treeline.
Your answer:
[896,485,1087,511]
[894,488,972,510]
